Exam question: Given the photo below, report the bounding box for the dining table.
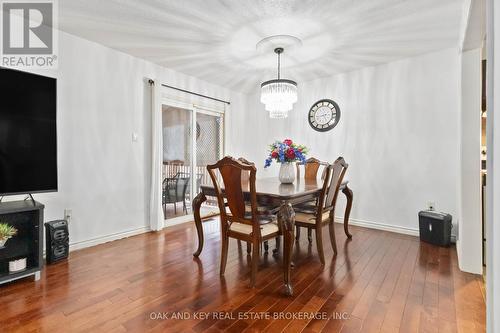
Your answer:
[191,177,353,296]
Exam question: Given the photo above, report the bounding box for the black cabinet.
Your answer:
[0,200,44,284]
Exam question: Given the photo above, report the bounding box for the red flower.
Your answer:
[283,139,293,146]
[271,150,278,158]
[285,148,295,159]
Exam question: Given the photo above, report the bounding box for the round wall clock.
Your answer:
[308,99,341,132]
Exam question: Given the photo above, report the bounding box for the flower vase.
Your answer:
[279,162,295,184]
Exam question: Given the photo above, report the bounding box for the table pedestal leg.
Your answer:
[342,185,353,239]
[278,202,295,296]
[192,192,207,257]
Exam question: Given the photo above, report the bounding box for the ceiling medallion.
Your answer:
[260,47,297,119]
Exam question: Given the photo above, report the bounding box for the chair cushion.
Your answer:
[229,221,279,236]
[294,211,331,224]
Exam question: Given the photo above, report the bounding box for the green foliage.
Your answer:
[0,223,17,240]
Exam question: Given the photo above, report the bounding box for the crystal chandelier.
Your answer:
[260,47,297,119]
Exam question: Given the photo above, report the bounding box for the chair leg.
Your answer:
[264,241,269,253]
[295,226,301,241]
[163,204,166,219]
[174,202,177,214]
[274,237,280,253]
[316,226,325,265]
[220,233,229,276]
[329,216,338,255]
[307,228,313,243]
[250,240,260,287]
[246,242,251,255]
[183,199,187,213]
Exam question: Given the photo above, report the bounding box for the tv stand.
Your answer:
[0,200,44,285]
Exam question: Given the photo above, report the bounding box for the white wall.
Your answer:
[229,48,461,235]
[5,31,244,248]
[458,49,483,274]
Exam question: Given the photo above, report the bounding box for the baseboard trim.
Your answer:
[334,216,457,243]
[60,216,457,254]
[334,216,420,237]
[69,226,151,252]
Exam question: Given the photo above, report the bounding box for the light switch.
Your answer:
[132,132,139,142]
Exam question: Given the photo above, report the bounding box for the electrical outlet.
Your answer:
[64,209,72,222]
[427,202,435,211]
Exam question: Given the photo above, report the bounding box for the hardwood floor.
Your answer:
[163,203,216,220]
[0,218,485,332]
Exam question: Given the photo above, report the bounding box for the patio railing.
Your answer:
[163,161,216,206]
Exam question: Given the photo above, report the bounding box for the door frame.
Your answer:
[160,96,225,227]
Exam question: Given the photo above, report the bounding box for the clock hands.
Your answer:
[308,99,340,132]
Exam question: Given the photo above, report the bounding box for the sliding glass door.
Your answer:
[161,102,224,223]
[162,105,193,220]
[194,109,224,216]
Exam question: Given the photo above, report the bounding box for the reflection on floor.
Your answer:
[163,203,217,220]
[0,219,485,332]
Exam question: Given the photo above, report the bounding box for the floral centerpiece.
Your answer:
[264,139,308,184]
[0,223,17,248]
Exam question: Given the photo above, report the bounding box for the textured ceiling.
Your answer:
[59,0,464,93]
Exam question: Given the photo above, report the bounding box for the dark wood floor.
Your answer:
[0,219,485,332]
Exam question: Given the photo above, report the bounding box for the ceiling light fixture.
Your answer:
[260,47,297,119]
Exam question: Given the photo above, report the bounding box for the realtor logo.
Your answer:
[1,0,58,68]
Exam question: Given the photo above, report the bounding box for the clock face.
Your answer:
[308,99,341,132]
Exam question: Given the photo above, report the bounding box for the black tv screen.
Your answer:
[0,67,57,195]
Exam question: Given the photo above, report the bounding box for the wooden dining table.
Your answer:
[192,177,353,296]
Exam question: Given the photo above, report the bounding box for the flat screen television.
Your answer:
[0,67,57,195]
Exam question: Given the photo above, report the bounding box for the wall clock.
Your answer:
[308,99,341,132]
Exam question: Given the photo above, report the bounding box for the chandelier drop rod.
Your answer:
[277,50,280,80]
[275,47,283,80]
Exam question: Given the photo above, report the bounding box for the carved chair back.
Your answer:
[296,157,329,181]
[316,157,349,218]
[237,157,252,182]
[207,156,259,232]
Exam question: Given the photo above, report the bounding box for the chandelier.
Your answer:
[260,47,297,119]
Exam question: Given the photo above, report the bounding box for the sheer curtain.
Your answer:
[150,80,163,231]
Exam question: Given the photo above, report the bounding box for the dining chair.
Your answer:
[295,157,328,242]
[179,171,204,202]
[162,172,190,218]
[296,157,328,181]
[294,157,348,265]
[207,156,281,287]
[237,157,276,254]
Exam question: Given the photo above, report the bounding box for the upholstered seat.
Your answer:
[230,221,279,236]
[294,211,330,224]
